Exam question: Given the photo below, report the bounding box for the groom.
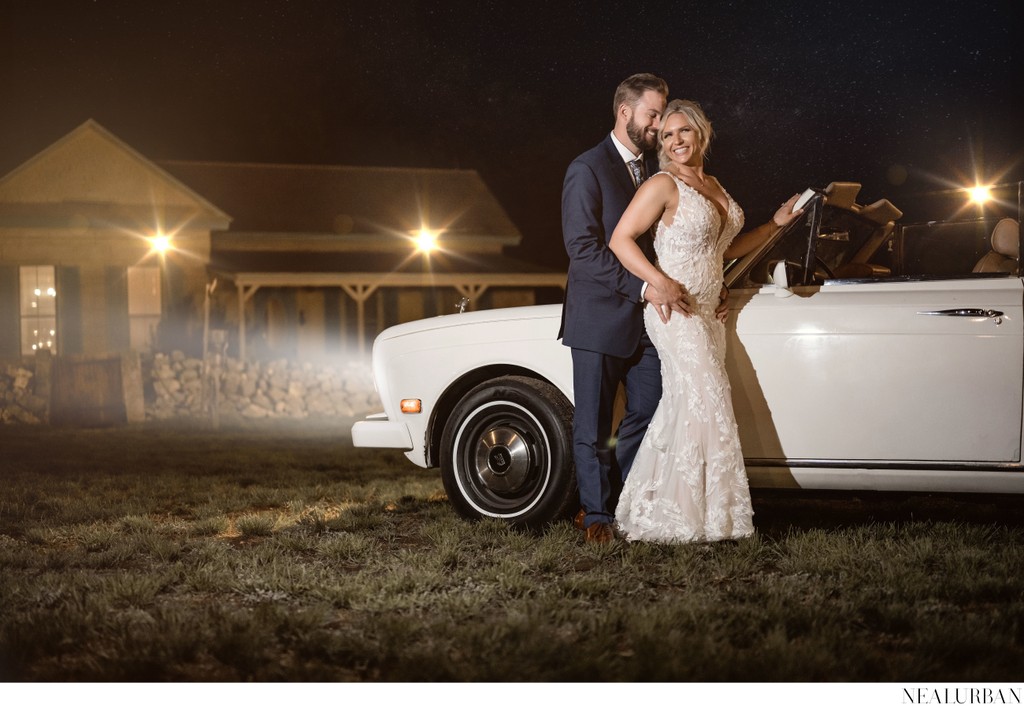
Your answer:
[558,73,689,543]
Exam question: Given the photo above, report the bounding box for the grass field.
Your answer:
[1,420,1022,682]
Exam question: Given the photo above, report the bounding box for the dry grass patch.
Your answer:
[1,422,1022,681]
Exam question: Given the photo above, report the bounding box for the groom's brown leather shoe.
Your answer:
[574,509,586,530]
[584,521,615,544]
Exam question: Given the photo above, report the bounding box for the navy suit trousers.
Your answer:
[571,332,661,527]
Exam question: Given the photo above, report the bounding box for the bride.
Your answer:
[608,99,803,543]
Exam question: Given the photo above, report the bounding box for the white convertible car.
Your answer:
[353,182,1024,528]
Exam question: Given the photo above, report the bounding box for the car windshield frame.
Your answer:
[725,181,1023,289]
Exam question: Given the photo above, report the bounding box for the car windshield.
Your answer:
[729,203,893,288]
[726,184,1020,288]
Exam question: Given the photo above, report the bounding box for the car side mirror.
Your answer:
[772,261,794,298]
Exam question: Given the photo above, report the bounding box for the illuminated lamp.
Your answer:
[969,185,993,205]
[150,234,172,254]
[400,399,422,414]
[415,228,438,253]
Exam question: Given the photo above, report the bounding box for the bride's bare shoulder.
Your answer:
[636,172,679,209]
[644,171,678,191]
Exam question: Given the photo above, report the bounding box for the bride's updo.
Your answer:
[657,99,714,169]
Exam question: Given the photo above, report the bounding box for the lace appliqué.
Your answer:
[615,174,754,544]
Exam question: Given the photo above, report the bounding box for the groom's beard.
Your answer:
[626,117,657,152]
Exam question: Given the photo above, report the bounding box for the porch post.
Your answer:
[237,283,260,361]
[341,283,378,357]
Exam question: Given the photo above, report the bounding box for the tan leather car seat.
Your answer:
[973,218,1020,274]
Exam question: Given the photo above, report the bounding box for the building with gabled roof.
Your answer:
[0,121,565,364]
[0,120,229,361]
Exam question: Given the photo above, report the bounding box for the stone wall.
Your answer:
[0,363,47,424]
[0,352,381,425]
[148,352,380,421]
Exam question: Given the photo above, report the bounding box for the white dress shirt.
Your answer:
[609,132,649,301]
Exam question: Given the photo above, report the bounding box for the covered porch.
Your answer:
[209,269,566,361]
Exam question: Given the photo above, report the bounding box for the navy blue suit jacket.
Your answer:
[559,135,658,358]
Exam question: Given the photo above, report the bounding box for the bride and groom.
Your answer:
[559,73,803,544]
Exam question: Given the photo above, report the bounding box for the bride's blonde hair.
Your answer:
[658,99,713,169]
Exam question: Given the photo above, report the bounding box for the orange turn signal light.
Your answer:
[400,399,422,414]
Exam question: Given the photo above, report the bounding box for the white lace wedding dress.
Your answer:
[615,173,755,543]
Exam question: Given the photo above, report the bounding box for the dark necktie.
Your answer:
[628,159,646,189]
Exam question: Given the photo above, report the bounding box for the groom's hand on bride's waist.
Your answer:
[644,279,693,323]
[716,285,730,323]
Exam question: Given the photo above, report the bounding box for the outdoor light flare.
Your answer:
[149,234,172,253]
[969,185,993,204]
[414,228,438,253]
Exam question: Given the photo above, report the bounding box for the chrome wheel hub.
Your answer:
[473,426,531,492]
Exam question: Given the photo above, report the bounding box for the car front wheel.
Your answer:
[440,375,576,529]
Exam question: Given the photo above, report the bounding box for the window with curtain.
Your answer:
[19,266,57,356]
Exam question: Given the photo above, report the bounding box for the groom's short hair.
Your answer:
[612,73,669,119]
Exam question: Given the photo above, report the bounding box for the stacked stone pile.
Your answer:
[147,351,380,421]
[0,363,47,424]
[1,352,379,425]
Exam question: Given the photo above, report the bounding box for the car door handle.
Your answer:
[917,308,1004,318]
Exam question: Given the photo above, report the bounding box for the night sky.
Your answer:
[2,0,1021,269]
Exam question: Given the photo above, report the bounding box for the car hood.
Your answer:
[374,304,563,342]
